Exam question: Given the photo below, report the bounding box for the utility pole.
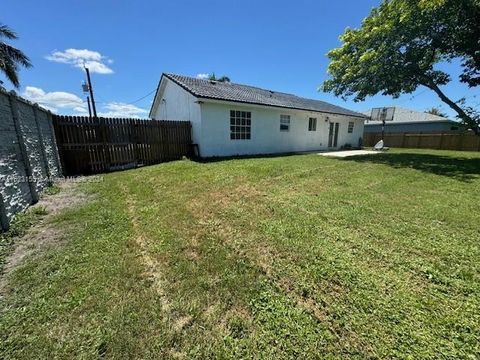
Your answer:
[86,96,92,118]
[84,67,98,118]
[381,119,385,142]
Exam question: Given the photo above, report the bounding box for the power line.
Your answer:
[126,88,157,105]
[83,88,157,106]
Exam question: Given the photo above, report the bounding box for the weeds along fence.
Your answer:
[0,89,62,231]
[52,116,192,176]
[364,132,480,152]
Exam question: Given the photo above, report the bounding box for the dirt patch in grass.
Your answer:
[37,182,88,215]
[0,180,91,294]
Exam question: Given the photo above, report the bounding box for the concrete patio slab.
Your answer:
[318,150,379,158]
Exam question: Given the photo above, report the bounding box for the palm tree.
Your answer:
[0,24,32,88]
[208,73,230,83]
[425,107,447,118]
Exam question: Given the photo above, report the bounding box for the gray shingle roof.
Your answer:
[163,73,366,118]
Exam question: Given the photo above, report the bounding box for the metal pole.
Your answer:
[85,67,97,118]
[87,96,92,118]
[382,119,385,142]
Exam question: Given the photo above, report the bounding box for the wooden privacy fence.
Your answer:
[364,132,480,152]
[53,116,192,175]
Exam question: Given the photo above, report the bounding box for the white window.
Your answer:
[348,121,354,133]
[230,110,251,140]
[280,115,290,131]
[308,117,317,131]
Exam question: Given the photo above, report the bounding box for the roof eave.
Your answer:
[148,73,166,119]
[365,119,458,125]
[197,97,368,119]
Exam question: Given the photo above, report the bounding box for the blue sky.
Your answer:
[3,0,479,118]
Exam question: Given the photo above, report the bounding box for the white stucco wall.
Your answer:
[198,101,364,157]
[151,78,202,144]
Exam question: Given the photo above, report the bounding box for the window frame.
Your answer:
[230,110,251,140]
[280,114,291,132]
[347,121,355,133]
[308,117,317,131]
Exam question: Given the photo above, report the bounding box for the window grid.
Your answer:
[308,117,317,131]
[280,114,290,131]
[230,110,251,140]
[348,121,354,133]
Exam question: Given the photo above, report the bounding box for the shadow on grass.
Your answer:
[342,152,480,182]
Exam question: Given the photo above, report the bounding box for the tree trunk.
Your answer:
[422,81,480,135]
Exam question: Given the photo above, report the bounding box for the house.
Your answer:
[363,107,466,134]
[149,73,366,157]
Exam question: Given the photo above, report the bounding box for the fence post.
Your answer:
[401,133,406,148]
[0,191,9,231]
[100,117,111,172]
[416,132,422,148]
[8,91,39,204]
[133,119,139,165]
[458,132,465,151]
[439,133,444,150]
[33,105,52,185]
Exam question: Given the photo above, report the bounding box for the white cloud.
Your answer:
[22,86,86,113]
[46,48,114,74]
[73,106,88,113]
[196,73,210,79]
[82,60,113,74]
[22,86,147,118]
[98,102,148,118]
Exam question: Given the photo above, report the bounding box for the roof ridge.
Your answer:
[165,72,297,95]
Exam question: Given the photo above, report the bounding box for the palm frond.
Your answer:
[0,57,20,87]
[0,24,18,40]
[0,43,32,68]
[0,24,31,88]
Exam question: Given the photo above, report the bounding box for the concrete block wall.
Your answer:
[0,88,62,231]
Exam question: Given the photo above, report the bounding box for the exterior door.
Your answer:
[328,122,340,148]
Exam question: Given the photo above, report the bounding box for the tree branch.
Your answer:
[421,80,479,135]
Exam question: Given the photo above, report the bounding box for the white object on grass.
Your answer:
[373,140,384,151]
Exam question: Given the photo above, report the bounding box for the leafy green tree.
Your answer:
[208,73,231,82]
[322,0,480,134]
[0,24,32,88]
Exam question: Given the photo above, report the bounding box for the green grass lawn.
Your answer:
[1,149,479,359]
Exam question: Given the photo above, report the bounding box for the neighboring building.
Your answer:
[149,73,366,157]
[364,107,465,134]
